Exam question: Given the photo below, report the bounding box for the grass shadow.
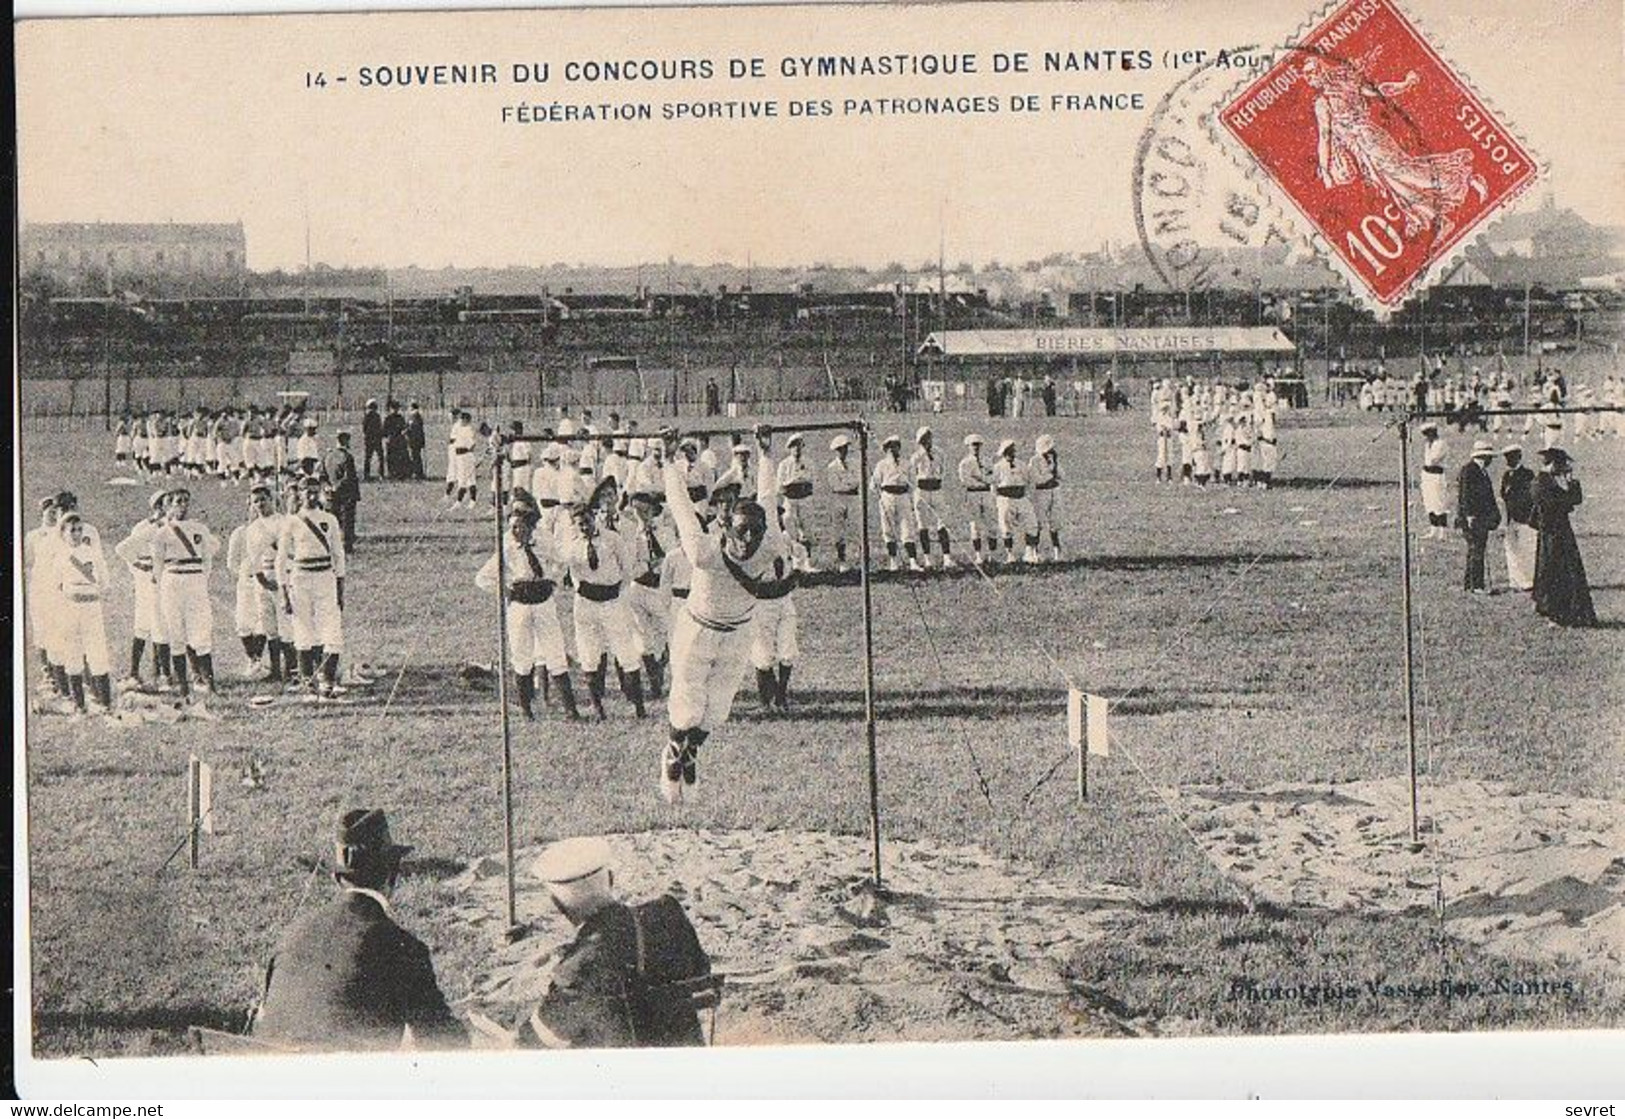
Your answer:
[35,1002,251,1040]
[1266,476,1392,491]
[802,553,1309,587]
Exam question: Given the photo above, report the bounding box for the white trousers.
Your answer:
[159,573,214,654]
[131,575,166,643]
[59,599,112,676]
[573,592,643,670]
[749,596,799,670]
[1504,523,1537,591]
[997,495,1035,541]
[630,583,670,657]
[286,569,343,651]
[913,488,948,532]
[508,599,569,675]
[878,492,909,546]
[235,575,283,638]
[667,609,755,732]
[1032,488,1058,534]
[965,491,993,538]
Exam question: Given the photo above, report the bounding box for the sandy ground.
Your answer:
[445,829,1148,1046]
[1178,778,1625,968]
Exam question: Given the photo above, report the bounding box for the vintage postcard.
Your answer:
[12,0,1625,1098]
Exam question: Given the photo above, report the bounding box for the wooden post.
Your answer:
[492,449,521,938]
[857,423,883,890]
[1397,419,1421,846]
[187,755,202,870]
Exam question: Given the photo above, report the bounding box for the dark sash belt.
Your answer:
[996,486,1027,498]
[916,478,943,491]
[510,580,555,604]
[576,581,621,603]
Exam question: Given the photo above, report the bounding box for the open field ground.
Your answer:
[18,402,1625,1057]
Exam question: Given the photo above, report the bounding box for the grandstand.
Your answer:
[16,275,1622,420]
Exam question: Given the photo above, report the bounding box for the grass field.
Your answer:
[18,402,1625,1057]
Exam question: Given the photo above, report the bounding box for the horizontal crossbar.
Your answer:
[499,418,868,444]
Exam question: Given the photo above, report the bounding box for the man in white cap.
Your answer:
[148,486,221,708]
[774,432,816,568]
[1152,385,1176,483]
[254,808,465,1052]
[477,506,581,720]
[448,410,480,508]
[872,434,920,571]
[227,487,276,682]
[993,439,1040,564]
[1029,434,1063,562]
[957,433,993,566]
[556,477,649,720]
[295,417,322,476]
[525,837,712,1049]
[277,476,347,701]
[624,489,676,701]
[1499,444,1537,593]
[49,511,115,718]
[659,429,798,803]
[825,434,859,572]
[114,489,178,691]
[910,426,955,569]
[1419,422,1449,540]
[1456,439,1502,595]
[508,420,535,498]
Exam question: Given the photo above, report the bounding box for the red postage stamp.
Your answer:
[1219,0,1540,314]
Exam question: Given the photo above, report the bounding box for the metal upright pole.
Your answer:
[492,447,521,935]
[857,422,883,890]
[1396,418,1421,846]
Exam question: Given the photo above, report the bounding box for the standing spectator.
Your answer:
[1418,423,1449,540]
[1455,440,1500,595]
[985,378,1000,418]
[382,400,410,480]
[327,431,362,555]
[405,401,427,480]
[1041,374,1058,417]
[1531,448,1597,627]
[1499,445,1537,593]
[361,400,385,481]
[704,377,721,417]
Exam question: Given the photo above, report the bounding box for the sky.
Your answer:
[16,0,1625,271]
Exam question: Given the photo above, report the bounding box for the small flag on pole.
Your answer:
[1067,687,1084,749]
[1087,694,1111,758]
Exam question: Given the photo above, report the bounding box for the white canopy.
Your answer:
[919,326,1296,358]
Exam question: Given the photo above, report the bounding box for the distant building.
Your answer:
[20,221,247,292]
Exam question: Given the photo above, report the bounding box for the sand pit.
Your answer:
[1178,778,1625,968]
[443,829,1147,1046]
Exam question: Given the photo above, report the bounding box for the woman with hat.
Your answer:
[1531,448,1597,627]
[1418,422,1449,540]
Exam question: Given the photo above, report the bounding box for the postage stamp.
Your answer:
[1218,0,1541,314]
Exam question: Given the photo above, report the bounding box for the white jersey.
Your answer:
[149,517,220,577]
[54,530,111,603]
[825,456,859,496]
[776,454,814,500]
[663,461,794,631]
[871,455,911,494]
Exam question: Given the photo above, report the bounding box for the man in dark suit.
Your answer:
[525,837,712,1049]
[361,400,384,481]
[406,402,428,480]
[1456,439,1501,594]
[326,431,362,554]
[382,400,410,481]
[253,809,466,1052]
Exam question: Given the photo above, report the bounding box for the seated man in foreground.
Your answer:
[252,808,467,1051]
[526,836,714,1048]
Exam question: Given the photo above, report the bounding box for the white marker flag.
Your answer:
[1067,687,1084,749]
[1087,694,1111,758]
[199,761,215,834]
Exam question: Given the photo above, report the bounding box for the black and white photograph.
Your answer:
[11,0,1625,1099]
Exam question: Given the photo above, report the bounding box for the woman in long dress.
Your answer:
[1531,448,1597,627]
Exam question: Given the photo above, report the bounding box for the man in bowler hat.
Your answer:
[253,809,465,1051]
[1456,439,1501,594]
